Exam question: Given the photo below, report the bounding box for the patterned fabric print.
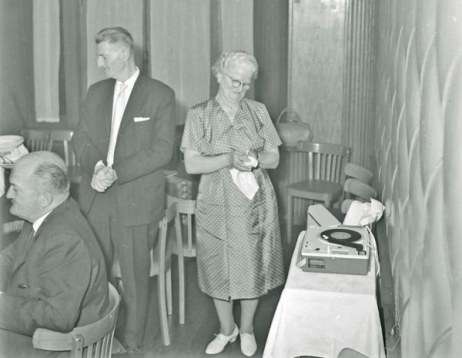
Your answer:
[181,98,285,300]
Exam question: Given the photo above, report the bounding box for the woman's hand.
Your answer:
[247,149,258,161]
[229,151,253,172]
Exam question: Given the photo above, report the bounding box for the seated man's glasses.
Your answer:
[222,72,252,90]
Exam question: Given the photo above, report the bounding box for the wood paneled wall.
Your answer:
[374,0,462,356]
[342,0,377,168]
[288,0,345,144]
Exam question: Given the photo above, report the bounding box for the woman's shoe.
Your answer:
[240,332,257,357]
[205,324,239,354]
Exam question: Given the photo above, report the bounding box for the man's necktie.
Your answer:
[25,227,35,253]
[107,84,128,167]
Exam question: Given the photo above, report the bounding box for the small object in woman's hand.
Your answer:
[244,156,258,168]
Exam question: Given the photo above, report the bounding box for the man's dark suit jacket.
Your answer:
[0,198,110,336]
[72,74,176,226]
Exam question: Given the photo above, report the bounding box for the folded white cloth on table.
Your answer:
[230,156,259,200]
[1,144,29,197]
[343,198,385,226]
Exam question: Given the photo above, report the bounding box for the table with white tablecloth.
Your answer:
[263,230,385,358]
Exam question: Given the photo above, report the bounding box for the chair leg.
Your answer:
[158,268,170,346]
[166,267,172,315]
[287,193,293,244]
[178,248,185,325]
[187,214,193,257]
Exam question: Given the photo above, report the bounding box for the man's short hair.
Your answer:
[34,162,70,195]
[95,27,135,54]
[22,152,71,196]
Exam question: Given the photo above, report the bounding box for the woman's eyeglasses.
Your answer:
[222,72,251,90]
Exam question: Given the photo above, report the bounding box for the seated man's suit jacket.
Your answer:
[0,198,110,336]
[72,75,176,226]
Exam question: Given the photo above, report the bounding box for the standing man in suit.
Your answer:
[72,27,176,356]
[0,151,110,358]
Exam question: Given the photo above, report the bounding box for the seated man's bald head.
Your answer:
[17,151,67,172]
[8,152,70,222]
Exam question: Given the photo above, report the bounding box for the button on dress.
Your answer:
[181,98,285,300]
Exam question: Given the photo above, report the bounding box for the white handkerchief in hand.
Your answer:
[229,156,259,200]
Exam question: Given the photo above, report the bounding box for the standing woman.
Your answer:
[181,51,285,357]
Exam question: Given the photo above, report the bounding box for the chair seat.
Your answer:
[111,248,172,279]
[287,179,343,202]
[172,238,196,257]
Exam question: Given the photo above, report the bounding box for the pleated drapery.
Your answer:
[33,0,60,123]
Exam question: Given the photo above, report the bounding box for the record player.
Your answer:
[299,225,370,275]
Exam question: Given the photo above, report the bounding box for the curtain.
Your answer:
[5,0,256,128]
[33,0,60,123]
[149,0,211,124]
[86,0,144,87]
[0,0,34,133]
[216,0,254,53]
[60,0,86,126]
[149,0,254,124]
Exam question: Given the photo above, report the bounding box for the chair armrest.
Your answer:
[32,328,73,351]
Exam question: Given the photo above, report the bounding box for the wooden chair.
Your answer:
[167,194,196,257]
[32,283,120,358]
[344,162,373,184]
[341,178,378,214]
[286,141,351,243]
[111,203,185,346]
[21,129,53,152]
[51,129,82,184]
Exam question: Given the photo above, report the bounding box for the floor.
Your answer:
[130,224,301,358]
[124,217,396,358]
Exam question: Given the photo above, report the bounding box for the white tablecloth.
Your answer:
[263,231,385,358]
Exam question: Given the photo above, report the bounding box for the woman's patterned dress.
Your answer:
[181,98,285,300]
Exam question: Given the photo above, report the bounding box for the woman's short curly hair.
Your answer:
[211,51,259,80]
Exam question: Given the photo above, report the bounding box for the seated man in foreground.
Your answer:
[0,151,110,357]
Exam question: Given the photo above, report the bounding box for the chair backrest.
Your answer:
[344,163,373,184]
[50,129,82,184]
[341,178,378,213]
[32,283,120,358]
[51,129,78,167]
[344,178,377,201]
[21,129,53,152]
[297,141,351,182]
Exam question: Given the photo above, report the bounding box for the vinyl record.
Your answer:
[319,228,362,243]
